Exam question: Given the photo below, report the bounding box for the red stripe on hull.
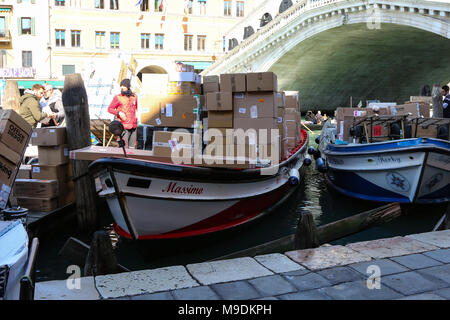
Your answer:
[114,183,291,240]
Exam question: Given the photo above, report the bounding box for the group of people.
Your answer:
[19,83,65,128]
[304,110,327,125]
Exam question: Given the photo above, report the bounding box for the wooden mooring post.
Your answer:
[212,203,402,261]
[62,73,99,232]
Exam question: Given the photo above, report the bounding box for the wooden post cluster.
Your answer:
[62,73,99,232]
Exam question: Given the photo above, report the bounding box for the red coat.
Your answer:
[108,93,138,130]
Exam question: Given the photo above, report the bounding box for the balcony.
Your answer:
[0,30,11,43]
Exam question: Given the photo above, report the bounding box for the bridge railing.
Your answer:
[203,0,345,75]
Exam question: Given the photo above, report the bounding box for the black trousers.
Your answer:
[123,128,137,148]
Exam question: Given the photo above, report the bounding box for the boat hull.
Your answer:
[90,130,309,240]
[322,138,449,204]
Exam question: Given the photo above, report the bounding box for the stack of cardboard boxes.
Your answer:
[0,110,32,209]
[13,127,75,212]
[167,63,202,96]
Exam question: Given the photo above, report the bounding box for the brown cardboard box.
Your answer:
[276,92,286,107]
[284,108,300,122]
[204,128,233,143]
[17,165,32,179]
[31,163,69,181]
[410,96,433,104]
[159,95,197,128]
[0,119,30,155]
[153,145,193,158]
[203,75,219,83]
[205,142,256,158]
[0,141,20,165]
[16,197,58,212]
[234,117,278,131]
[167,81,194,95]
[220,74,246,92]
[233,92,277,119]
[0,154,16,188]
[246,72,278,92]
[285,96,299,110]
[206,92,233,111]
[336,107,374,121]
[285,120,298,140]
[139,94,163,126]
[390,103,430,118]
[203,75,220,93]
[153,130,195,146]
[38,144,69,165]
[13,179,58,198]
[415,125,437,138]
[31,127,66,146]
[208,111,233,128]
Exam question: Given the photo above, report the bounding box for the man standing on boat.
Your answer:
[19,84,55,128]
[442,85,450,118]
[108,78,138,148]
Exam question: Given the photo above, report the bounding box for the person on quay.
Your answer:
[41,84,66,127]
[108,78,138,148]
[19,84,55,128]
[442,85,450,119]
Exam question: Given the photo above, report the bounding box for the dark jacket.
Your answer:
[443,94,450,119]
[19,91,47,128]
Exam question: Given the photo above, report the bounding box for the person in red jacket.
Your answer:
[108,78,138,148]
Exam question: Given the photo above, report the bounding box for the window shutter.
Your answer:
[31,17,35,36]
[17,17,22,35]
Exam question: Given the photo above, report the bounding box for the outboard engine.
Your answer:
[288,168,300,185]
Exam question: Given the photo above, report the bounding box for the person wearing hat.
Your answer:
[108,78,138,148]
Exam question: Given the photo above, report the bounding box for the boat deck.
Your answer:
[26,203,76,239]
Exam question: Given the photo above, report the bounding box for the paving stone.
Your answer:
[129,291,174,300]
[35,277,100,300]
[382,271,448,296]
[316,266,365,285]
[433,288,450,299]
[248,275,297,297]
[390,254,442,270]
[281,269,310,277]
[323,280,403,300]
[397,293,445,300]
[186,257,273,285]
[254,297,279,300]
[423,249,450,263]
[283,272,332,291]
[406,230,450,248]
[278,288,331,300]
[346,236,438,259]
[416,264,450,285]
[171,286,220,300]
[95,266,199,299]
[254,253,305,273]
[349,259,409,277]
[211,281,261,300]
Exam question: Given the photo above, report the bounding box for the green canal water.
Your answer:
[35,131,447,282]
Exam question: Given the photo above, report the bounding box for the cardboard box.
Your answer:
[203,76,220,93]
[31,163,70,181]
[31,127,66,146]
[410,96,433,104]
[0,141,20,165]
[204,128,231,143]
[0,154,16,188]
[159,95,197,128]
[206,92,233,111]
[336,108,374,121]
[285,96,299,110]
[38,144,69,165]
[167,81,194,95]
[208,111,233,128]
[139,94,163,126]
[17,165,32,179]
[13,179,58,198]
[390,103,430,118]
[220,74,246,92]
[246,72,278,92]
[153,145,193,158]
[153,130,195,146]
[233,92,277,119]
[0,116,30,155]
[415,125,437,138]
[276,92,286,107]
[234,117,278,130]
[206,142,256,158]
[16,197,59,212]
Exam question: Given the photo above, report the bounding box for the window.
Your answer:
[69,0,81,7]
[197,35,206,51]
[140,0,149,11]
[236,1,244,17]
[0,50,7,68]
[199,0,206,15]
[55,0,65,6]
[20,17,32,35]
[155,33,163,50]
[71,30,80,47]
[110,0,119,10]
[95,0,104,9]
[141,33,150,49]
[223,36,226,52]
[55,29,65,47]
[0,17,5,38]
[155,0,163,12]
[22,51,32,68]
[187,0,193,14]
[224,0,231,16]
[184,35,193,51]
[110,32,119,49]
[95,31,105,48]
[62,64,75,75]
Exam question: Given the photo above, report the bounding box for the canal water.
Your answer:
[35,131,446,282]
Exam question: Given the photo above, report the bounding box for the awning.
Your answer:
[16,80,64,89]
[179,61,213,70]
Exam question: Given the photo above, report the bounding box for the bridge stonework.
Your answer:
[202,0,450,76]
